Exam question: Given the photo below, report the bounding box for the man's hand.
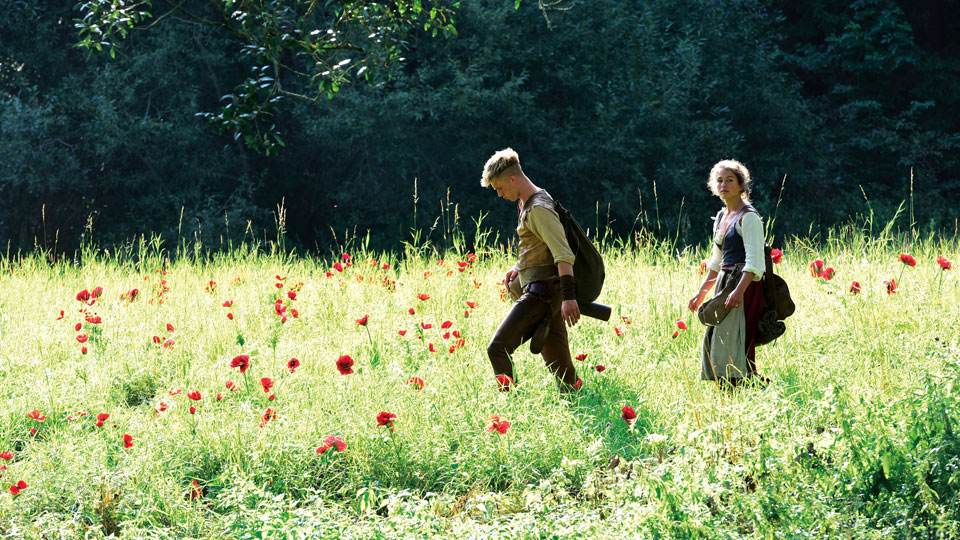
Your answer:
[505,268,518,284]
[561,299,581,327]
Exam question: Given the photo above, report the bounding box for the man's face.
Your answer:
[490,175,519,201]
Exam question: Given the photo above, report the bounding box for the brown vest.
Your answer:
[516,191,559,286]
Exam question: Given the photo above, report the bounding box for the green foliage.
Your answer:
[73,0,459,155]
[1,0,959,259]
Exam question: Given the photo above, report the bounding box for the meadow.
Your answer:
[0,225,958,539]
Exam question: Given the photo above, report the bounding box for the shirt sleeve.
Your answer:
[706,242,723,273]
[526,205,576,266]
[737,212,765,281]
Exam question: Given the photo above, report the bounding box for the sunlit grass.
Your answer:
[0,229,958,539]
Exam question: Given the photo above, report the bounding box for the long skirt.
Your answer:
[701,266,765,381]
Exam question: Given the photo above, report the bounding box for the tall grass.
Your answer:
[0,223,958,539]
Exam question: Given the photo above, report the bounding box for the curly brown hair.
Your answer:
[707,159,753,203]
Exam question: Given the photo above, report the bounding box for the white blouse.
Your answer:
[706,210,765,281]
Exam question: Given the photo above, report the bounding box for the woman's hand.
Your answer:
[505,268,518,284]
[724,289,744,309]
[688,291,707,312]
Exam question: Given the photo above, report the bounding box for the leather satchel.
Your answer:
[755,244,794,345]
[763,244,795,320]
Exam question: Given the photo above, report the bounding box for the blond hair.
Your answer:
[481,148,522,187]
[708,159,753,203]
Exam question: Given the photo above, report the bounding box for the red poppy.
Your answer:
[698,261,707,276]
[382,263,391,270]
[166,323,175,332]
[770,248,783,264]
[187,390,201,401]
[222,300,234,307]
[573,379,583,390]
[621,405,637,424]
[27,410,45,422]
[809,260,824,278]
[336,355,354,375]
[464,310,471,317]
[407,377,425,390]
[441,320,453,330]
[885,278,898,295]
[152,335,162,344]
[189,406,197,415]
[227,313,234,320]
[614,327,624,337]
[333,262,344,273]
[466,301,478,309]
[9,485,20,495]
[122,434,133,448]
[274,283,283,289]
[576,353,588,361]
[91,286,103,298]
[672,330,679,338]
[162,338,175,349]
[156,402,168,414]
[428,343,437,353]
[398,330,407,336]
[676,319,688,330]
[376,411,397,431]
[287,358,300,373]
[76,334,88,343]
[408,308,416,315]
[417,293,431,301]
[898,253,917,267]
[81,346,88,354]
[56,310,64,320]
[485,414,511,435]
[85,315,102,324]
[230,355,251,373]
[169,389,182,396]
[0,452,11,460]
[595,365,606,372]
[76,289,91,302]
[420,322,432,330]
[849,281,862,294]
[260,377,274,393]
[95,413,110,427]
[937,256,952,270]
[290,308,299,318]
[442,332,451,340]
[496,374,513,392]
[189,480,203,500]
[225,380,238,391]
[822,267,836,280]
[287,291,297,301]
[317,435,348,454]
[355,315,369,326]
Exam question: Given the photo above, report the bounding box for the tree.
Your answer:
[74,0,459,155]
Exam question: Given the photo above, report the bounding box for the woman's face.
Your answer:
[715,168,743,202]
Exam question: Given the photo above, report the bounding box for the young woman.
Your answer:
[688,160,767,385]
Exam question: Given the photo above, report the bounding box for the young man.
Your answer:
[481,148,581,392]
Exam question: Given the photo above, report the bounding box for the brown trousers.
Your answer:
[486,279,579,387]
